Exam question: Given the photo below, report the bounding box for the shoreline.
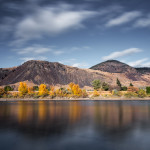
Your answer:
[1,97,150,101]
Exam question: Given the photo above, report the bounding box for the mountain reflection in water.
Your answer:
[0,100,150,150]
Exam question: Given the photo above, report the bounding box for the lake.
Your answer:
[0,100,150,150]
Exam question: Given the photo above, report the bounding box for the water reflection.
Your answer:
[0,101,150,150]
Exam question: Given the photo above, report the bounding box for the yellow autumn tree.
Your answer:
[49,86,56,98]
[38,84,49,97]
[69,82,74,91]
[28,87,34,96]
[93,90,100,97]
[18,82,28,96]
[72,84,82,97]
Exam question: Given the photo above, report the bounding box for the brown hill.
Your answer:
[90,60,144,81]
[0,67,16,82]
[136,67,150,74]
[0,60,150,88]
[0,60,111,87]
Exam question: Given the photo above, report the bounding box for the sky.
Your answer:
[0,0,150,68]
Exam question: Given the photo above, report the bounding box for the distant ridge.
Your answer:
[0,60,150,87]
[90,60,138,73]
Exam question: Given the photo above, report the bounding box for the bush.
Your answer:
[33,93,40,99]
[92,80,101,90]
[128,86,139,93]
[93,90,100,97]
[4,86,13,92]
[124,92,138,98]
[112,90,122,97]
[12,92,19,98]
[121,86,127,91]
[81,89,88,98]
[33,86,39,91]
[137,89,147,98]
[0,88,6,98]
[146,87,150,95]
[102,82,109,91]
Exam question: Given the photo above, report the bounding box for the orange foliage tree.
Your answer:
[28,87,34,96]
[127,86,139,93]
[18,82,28,96]
[38,84,49,96]
[49,86,56,98]
[93,90,100,97]
[68,82,87,97]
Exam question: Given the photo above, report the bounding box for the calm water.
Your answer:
[0,100,150,150]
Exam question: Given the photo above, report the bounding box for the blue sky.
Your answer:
[0,0,150,68]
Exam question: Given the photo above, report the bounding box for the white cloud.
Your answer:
[17,46,50,55]
[102,48,142,61]
[72,63,88,68]
[20,56,47,62]
[134,15,150,28]
[59,58,77,64]
[14,4,97,42]
[15,45,65,56]
[106,11,141,27]
[53,51,64,55]
[127,58,149,67]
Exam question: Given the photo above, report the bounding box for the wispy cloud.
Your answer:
[127,58,150,67]
[15,45,65,56]
[102,48,142,61]
[134,15,150,28]
[106,11,141,27]
[59,58,88,68]
[128,58,149,67]
[20,56,47,62]
[17,46,50,55]
[72,63,89,68]
[14,4,97,43]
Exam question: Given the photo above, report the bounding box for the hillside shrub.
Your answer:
[121,86,127,91]
[0,88,7,98]
[92,80,101,90]
[4,86,13,92]
[81,89,88,98]
[137,89,147,98]
[124,92,138,98]
[146,87,150,95]
[33,86,39,91]
[128,86,139,93]
[102,82,109,91]
[112,90,122,97]
[93,90,100,97]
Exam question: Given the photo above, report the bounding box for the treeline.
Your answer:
[91,79,150,98]
[0,82,88,99]
[0,79,150,99]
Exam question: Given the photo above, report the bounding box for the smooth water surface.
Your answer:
[0,100,150,150]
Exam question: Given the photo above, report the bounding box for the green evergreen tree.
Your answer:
[92,80,101,90]
[130,83,133,86]
[116,78,122,90]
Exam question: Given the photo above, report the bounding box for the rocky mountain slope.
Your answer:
[0,67,16,82]
[0,60,111,87]
[0,60,149,87]
[90,60,145,81]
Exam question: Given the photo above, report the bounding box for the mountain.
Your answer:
[0,60,112,87]
[0,67,16,82]
[136,67,150,74]
[90,60,137,73]
[90,60,143,81]
[0,60,150,88]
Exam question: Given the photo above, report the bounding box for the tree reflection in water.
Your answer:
[0,101,150,150]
